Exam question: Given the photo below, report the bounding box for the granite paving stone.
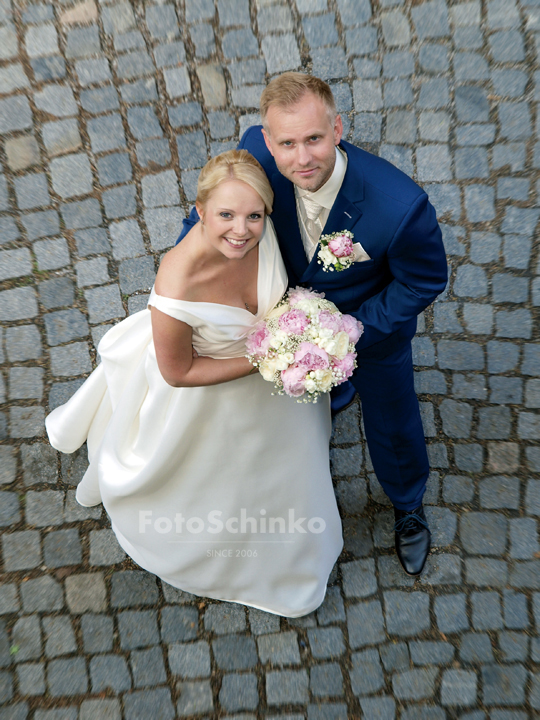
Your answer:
[212,634,258,670]
[88,527,125,565]
[257,631,300,665]
[168,640,210,677]
[392,667,438,700]
[266,669,309,705]
[16,662,45,697]
[11,615,42,662]
[43,528,82,567]
[5,134,40,170]
[80,85,119,114]
[65,25,100,58]
[42,616,76,658]
[120,78,158,104]
[103,184,137,219]
[90,654,131,692]
[466,558,509,586]
[2,529,41,571]
[153,42,186,69]
[9,367,44,400]
[472,591,503,630]
[62,199,102,230]
[83,698,123,720]
[0,0,538,715]
[87,115,127,154]
[84,285,125,324]
[379,641,410,673]
[219,674,257,713]
[349,648,384,696]
[309,662,343,697]
[47,657,88,696]
[159,606,198,644]
[248,608,280,635]
[482,664,527,706]
[204,603,246,634]
[64,573,107,613]
[498,631,529,661]
[434,594,469,633]
[0,447,17,486]
[409,640,454,665]
[0,288,38,321]
[76,257,110,288]
[81,613,113,654]
[346,600,385,648]
[441,669,477,706]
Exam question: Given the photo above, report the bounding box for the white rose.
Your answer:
[319,248,334,266]
[296,298,320,316]
[305,377,317,393]
[319,337,337,355]
[269,329,288,349]
[259,357,280,381]
[315,368,333,392]
[266,303,290,319]
[332,331,350,360]
[275,354,291,371]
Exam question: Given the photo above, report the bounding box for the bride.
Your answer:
[46,150,343,618]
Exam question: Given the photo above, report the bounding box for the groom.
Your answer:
[178,73,447,576]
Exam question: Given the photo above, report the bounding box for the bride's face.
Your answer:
[196,179,265,260]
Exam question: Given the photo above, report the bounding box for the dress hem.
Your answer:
[112,519,331,618]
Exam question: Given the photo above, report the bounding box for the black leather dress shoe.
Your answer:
[394,505,431,576]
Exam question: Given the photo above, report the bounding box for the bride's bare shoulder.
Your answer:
[155,235,197,300]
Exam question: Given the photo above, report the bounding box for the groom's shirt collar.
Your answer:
[295,146,347,210]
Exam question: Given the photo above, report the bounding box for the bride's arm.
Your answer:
[150,306,255,387]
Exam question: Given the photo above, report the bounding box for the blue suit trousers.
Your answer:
[349,341,429,511]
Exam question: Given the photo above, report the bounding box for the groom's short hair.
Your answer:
[260,73,336,129]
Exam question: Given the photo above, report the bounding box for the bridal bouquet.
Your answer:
[246,287,364,402]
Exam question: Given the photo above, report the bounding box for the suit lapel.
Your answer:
[269,172,309,283]
[301,143,365,282]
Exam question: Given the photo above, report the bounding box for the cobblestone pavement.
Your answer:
[0,0,539,717]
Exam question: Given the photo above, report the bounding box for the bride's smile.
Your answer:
[196,178,265,261]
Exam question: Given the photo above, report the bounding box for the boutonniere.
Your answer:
[317,230,355,272]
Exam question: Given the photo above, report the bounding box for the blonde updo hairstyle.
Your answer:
[196,149,273,216]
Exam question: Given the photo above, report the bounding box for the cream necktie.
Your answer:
[302,195,323,245]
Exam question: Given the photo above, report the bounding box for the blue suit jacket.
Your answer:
[178,126,448,360]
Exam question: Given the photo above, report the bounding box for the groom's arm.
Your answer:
[353,192,448,351]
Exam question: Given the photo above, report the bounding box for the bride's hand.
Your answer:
[192,348,199,358]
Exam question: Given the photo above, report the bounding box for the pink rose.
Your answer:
[341,314,364,344]
[288,286,324,306]
[278,308,309,335]
[246,322,271,357]
[333,352,356,380]
[328,234,353,258]
[294,341,330,370]
[318,309,343,334]
[281,364,307,397]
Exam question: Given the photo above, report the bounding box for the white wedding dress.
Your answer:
[46,220,343,617]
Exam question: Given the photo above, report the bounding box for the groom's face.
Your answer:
[262,92,343,193]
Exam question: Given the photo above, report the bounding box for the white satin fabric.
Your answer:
[46,220,343,617]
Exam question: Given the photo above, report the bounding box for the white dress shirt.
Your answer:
[295,146,348,261]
